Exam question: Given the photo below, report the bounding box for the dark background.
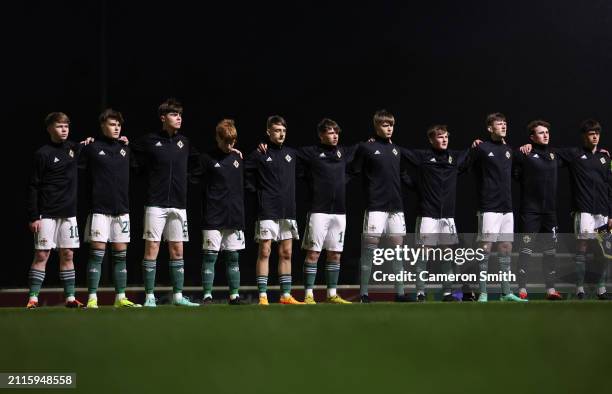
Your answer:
[4,0,612,288]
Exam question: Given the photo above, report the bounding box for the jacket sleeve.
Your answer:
[130,135,147,174]
[344,143,360,165]
[187,141,201,179]
[399,148,415,189]
[511,149,524,181]
[77,144,90,172]
[346,142,366,184]
[27,151,45,222]
[189,153,207,184]
[400,147,421,167]
[552,147,573,166]
[244,149,260,193]
[296,147,310,181]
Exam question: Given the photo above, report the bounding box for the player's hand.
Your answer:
[231,147,243,159]
[80,137,95,145]
[599,148,610,157]
[520,144,532,154]
[119,136,129,145]
[471,139,483,148]
[257,143,268,153]
[29,220,41,233]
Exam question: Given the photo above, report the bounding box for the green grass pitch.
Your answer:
[1,302,611,394]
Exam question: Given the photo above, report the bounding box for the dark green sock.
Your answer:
[28,268,45,297]
[169,259,184,294]
[415,257,426,293]
[543,249,556,289]
[597,255,609,289]
[256,275,268,294]
[87,248,105,295]
[499,253,512,295]
[202,251,218,296]
[303,260,317,290]
[222,251,240,296]
[142,259,156,294]
[392,259,405,295]
[325,261,340,289]
[478,253,490,294]
[59,269,76,298]
[441,259,453,294]
[279,274,292,295]
[360,245,375,296]
[575,252,586,288]
[517,248,531,289]
[112,250,127,294]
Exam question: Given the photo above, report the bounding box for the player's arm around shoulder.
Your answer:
[399,146,425,166]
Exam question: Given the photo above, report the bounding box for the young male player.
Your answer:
[513,120,563,300]
[348,110,412,303]
[27,112,83,308]
[401,125,471,301]
[472,113,526,302]
[297,118,355,304]
[245,115,304,305]
[80,109,141,308]
[194,119,244,305]
[131,98,199,307]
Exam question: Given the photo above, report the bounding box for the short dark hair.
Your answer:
[99,108,124,125]
[267,115,287,129]
[486,112,506,127]
[427,124,450,139]
[580,119,601,134]
[158,98,183,117]
[526,120,550,135]
[45,112,70,127]
[317,118,341,134]
[373,109,395,127]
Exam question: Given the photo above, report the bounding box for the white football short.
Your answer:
[34,217,80,250]
[573,212,608,240]
[255,219,299,242]
[477,211,514,243]
[415,217,458,246]
[84,213,130,243]
[362,211,406,235]
[202,229,246,251]
[302,213,346,252]
[143,206,189,242]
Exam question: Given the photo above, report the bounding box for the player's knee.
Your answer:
[480,242,492,253]
[498,242,512,254]
[279,244,292,259]
[258,243,271,258]
[144,241,160,259]
[364,236,379,248]
[111,243,127,252]
[168,243,183,259]
[389,236,403,245]
[59,248,74,262]
[326,251,341,263]
[306,250,320,262]
[32,250,49,266]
